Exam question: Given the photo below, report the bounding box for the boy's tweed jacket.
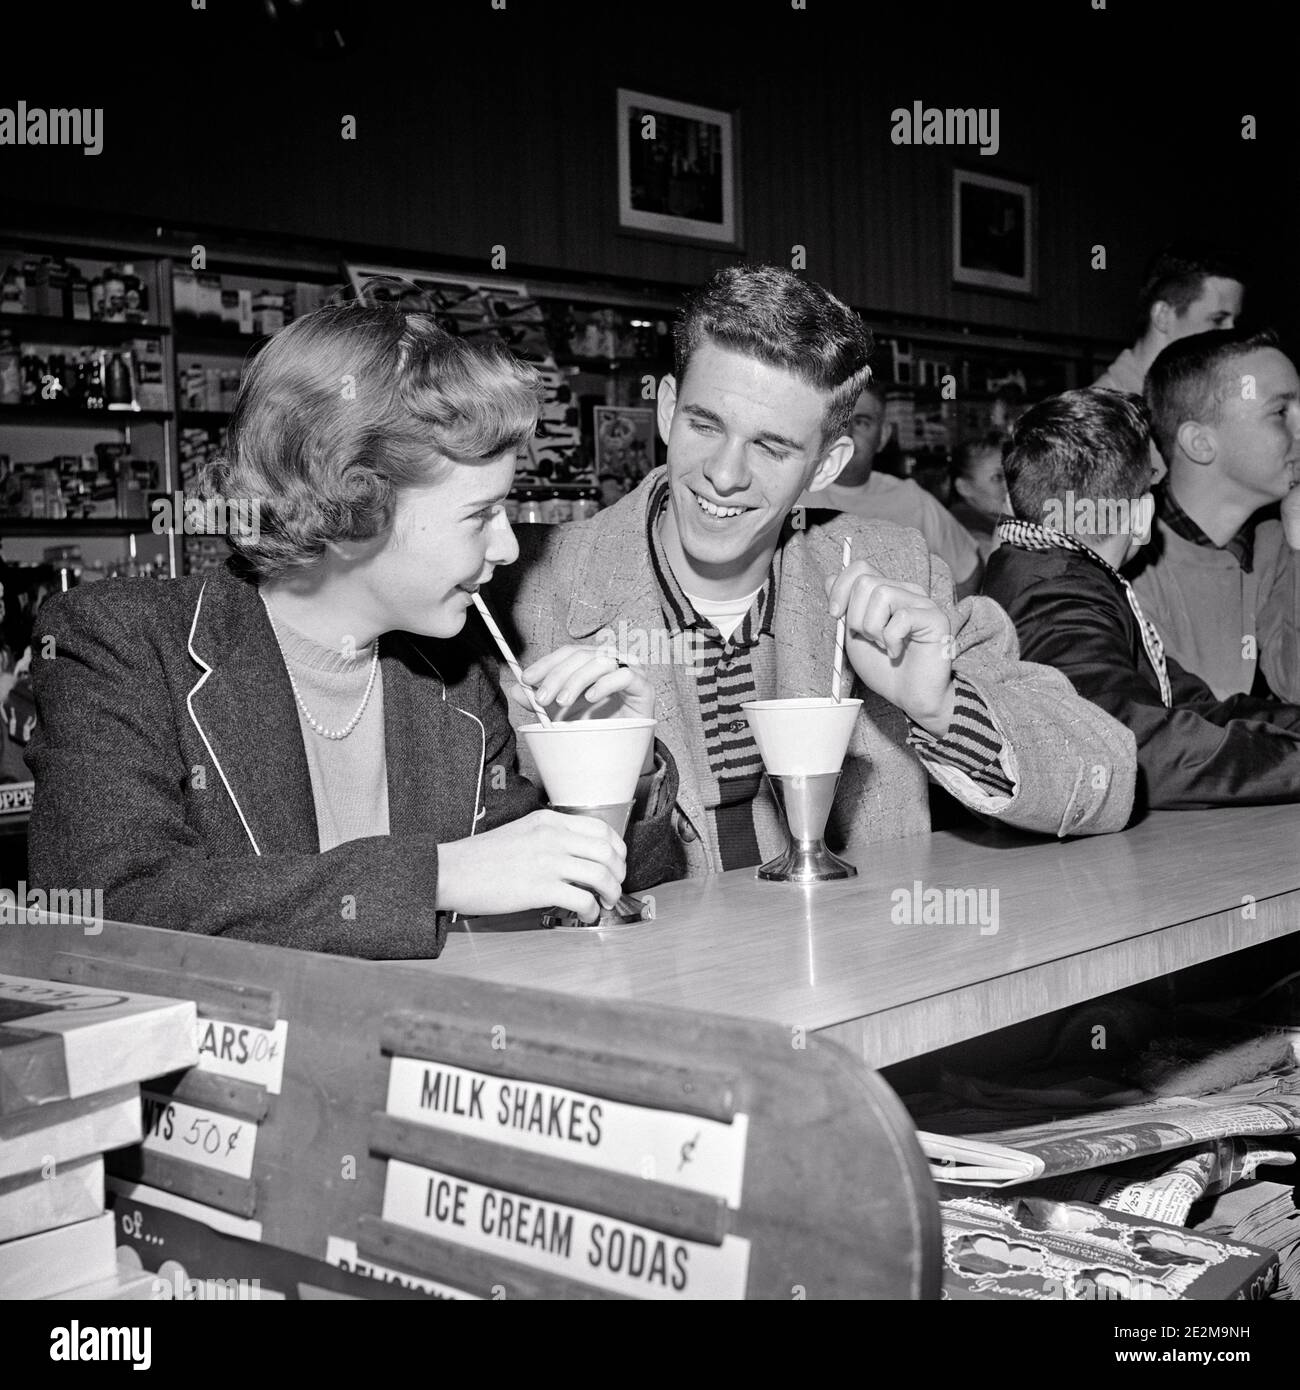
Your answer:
[25,561,677,957]
[489,468,1137,877]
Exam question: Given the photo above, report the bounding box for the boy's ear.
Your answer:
[807,435,854,492]
[656,374,678,445]
[1177,418,1216,465]
[1150,298,1177,339]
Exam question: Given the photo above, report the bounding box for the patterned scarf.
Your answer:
[997,519,1172,707]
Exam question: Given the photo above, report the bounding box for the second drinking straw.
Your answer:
[832,537,851,702]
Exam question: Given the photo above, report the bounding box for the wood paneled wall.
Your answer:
[4,18,1292,346]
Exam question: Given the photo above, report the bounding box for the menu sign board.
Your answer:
[386,1057,747,1205]
[382,1159,751,1300]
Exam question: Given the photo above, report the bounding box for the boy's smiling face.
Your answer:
[655,339,851,598]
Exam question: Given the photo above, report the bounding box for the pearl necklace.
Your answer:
[261,595,380,741]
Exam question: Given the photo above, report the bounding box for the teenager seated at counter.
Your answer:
[794,377,982,597]
[983,387,1300,811]
[25,305,678,957]
[1129,327,1300,703]
[488,265,1136,880]
[948,432,1010,563]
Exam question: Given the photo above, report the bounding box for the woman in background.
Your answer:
[26,305,676,957]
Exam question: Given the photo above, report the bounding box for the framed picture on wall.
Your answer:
[593,406,657,504]
[617,89,741,249]
[952,169,1035,296]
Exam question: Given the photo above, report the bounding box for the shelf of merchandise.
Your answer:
[0,240,181,578]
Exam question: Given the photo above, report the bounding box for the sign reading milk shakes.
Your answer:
[382,1057,753,1299]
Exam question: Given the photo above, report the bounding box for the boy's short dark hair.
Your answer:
[673,265,873,444]
[1145,327,1280,463]
[1004,389,1152,535]
[1135,242,1246,339]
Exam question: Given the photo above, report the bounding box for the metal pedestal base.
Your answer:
[542,801,656,931]
[757,772,858,884]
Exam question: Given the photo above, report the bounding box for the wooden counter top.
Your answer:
[435,805,1300,1067]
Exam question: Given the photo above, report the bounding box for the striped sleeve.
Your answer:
[906,674,1015,797]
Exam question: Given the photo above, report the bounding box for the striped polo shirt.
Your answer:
[647,479,778,870]
[645,479,1015,868]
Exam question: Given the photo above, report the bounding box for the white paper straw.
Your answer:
[470,592,551,726]
[832,537,851,702]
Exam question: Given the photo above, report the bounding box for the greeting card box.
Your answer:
[0,1155,104,1242]
[0,1210,116,1299]
[940,1193,1278,1301]
[0,1086,141,1180]
[0,974,197,1115]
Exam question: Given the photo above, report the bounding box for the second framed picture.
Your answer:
[952,169,1035,297]
[617,88,741,249]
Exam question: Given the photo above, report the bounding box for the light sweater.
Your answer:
[264,607,390,851]
[1093,347,1145,394]
[800,474,980,585]
[1129,516,1300,703]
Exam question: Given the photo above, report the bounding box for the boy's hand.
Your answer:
[826,561,956,736]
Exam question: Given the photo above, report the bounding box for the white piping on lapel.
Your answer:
[407,645,488,832]
[186,580,263,856]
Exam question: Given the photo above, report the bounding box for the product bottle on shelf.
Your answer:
[105,352,133,409]
[516,487,545,524]
[102,265,126,323]
[573,486,601,520]
[80,352,105,411]
[20,350,44,405]
[59,352,80,405]
[0,331,19,404]
[0,263,25,315]
[121,264,147,323]
[66,267,91,321]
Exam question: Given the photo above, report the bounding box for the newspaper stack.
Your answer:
[0,973,198,1298]
[910,1066,1300,1187]
[1193,1181,1300,1300]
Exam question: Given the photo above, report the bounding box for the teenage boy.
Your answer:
[487,266,1135,879]
[984,388,1300,810]
[1130,327,1300,703]
[1094,243,1245,394]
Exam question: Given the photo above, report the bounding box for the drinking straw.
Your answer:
[832,538,851,702]
[470,592,551,726]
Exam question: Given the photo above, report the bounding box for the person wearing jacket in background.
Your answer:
[984,387,1300,812]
